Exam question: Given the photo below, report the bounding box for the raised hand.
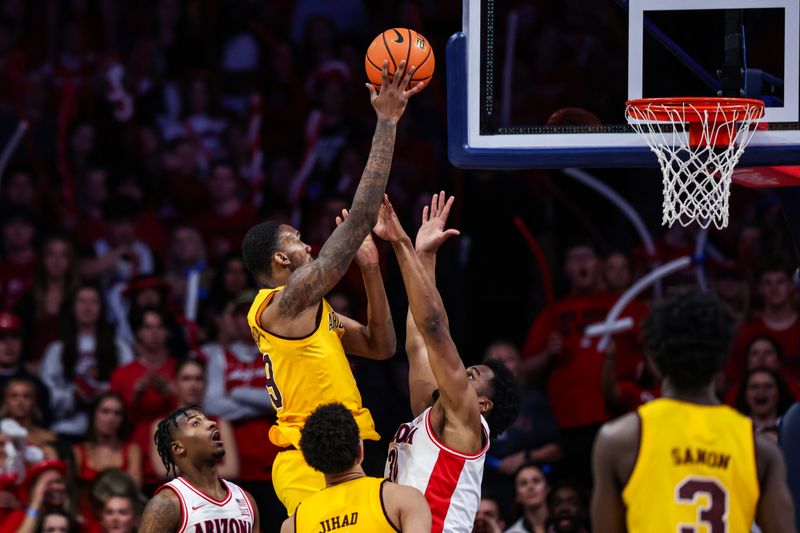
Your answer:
[373,195,408,243]
[336,208,379,268]
[367,60,423,123]
[415,191,460,255]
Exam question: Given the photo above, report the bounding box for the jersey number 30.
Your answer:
[263,353,283,409]
[675,477,728,533]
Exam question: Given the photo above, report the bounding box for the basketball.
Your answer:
[364,28,435,91]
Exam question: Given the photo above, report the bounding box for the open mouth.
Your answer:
[211,430,222,442]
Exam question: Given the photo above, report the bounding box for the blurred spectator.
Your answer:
[482,340,560,513]
[0,459,72,533]
[0,165,37,212]
[188,160,259,261]
[735,367,795,442]
[724,335,800,404]
[0,208,37,310]
[72,392,141,530]
[712,265,750,326]
[40,284,132,439]
[600,342,661,417]
[164,226,209,310]
[290,2,367,44]
[162,139,211,215]
[161,77,229,173]
[472,492,506,533]
[79,195,154,299]
[602,252,632,293]
[729,262,800,382]
[200,252,254,335]
[545,482,588,533]
[202,294,280,525]
[96,494,140,533]
[149,358,239,480]
[109,307,177,486]
[14,235,80,369]
[0,312,50,423]
[88,468,146,533]
[0,378,56,458]
[73,163,111,248]
[521,243,647,486]
[32,508,79,533]
[505,464,549,533]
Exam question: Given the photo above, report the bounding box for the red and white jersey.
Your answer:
[156,476,255,533]
[385,407,489,533]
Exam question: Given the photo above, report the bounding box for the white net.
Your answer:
[625,99,764,229]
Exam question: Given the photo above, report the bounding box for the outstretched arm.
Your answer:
[377,196,479,437]
[274,62,422,319]
[404,192,461,416]
[335,209,396,360]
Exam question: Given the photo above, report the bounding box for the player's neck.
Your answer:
[179,463,226,498]
[324,465,366,488]
[662,379,718,405]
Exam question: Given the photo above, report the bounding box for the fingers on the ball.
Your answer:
[402,65,416,89]
[381,60,390,84]
[405,81,424,97]
[395,60,407,85]
[366,83,377,98]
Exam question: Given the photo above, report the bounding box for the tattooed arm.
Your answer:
[272,61,423,320]
[139,489,181,533]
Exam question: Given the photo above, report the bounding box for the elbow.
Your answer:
[377,338,397,360]
[417,313,448,338]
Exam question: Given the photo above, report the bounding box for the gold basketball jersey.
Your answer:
[247,287,379,448]
[294,477,398,533]
[623,398,759,533]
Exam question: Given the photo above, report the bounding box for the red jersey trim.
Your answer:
[424,450,466,533]
[241,486,255,519]
[155,484,188,532]
[423,409,489,460]
[176,477,232,506]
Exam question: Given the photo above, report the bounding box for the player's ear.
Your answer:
[356,441,364,466]
[479,397,493,415]
[171,439,186,457]
[274,251,290,267]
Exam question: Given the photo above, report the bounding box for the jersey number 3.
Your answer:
[263,353,284,409]
[675,477,728,533]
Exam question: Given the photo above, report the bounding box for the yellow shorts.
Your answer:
[272,449,325,514]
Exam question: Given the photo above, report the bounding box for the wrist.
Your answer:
[376,116,399,127]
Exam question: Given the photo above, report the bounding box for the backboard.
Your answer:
[447,0,800,169]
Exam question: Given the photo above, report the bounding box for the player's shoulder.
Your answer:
[597,411,640,446]
[381,478,425,503]
[754,432,784,484]
[140,486,182,532]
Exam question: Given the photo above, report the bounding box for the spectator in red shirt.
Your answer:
[188,160,259,262]
[0,313,51,426]
[109,307,177,487]
[729,261,800,382]
[14,234,80,370]
[601,341,661,418]
[0,460,74,533]
[603,251,632,294]
[0,208,37,311]
[521,244,647,486]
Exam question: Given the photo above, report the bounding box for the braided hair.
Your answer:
[154,405,201,478]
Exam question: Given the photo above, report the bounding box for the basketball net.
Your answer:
[625,98,765,229]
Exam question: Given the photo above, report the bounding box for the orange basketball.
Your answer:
[365,28,435,91]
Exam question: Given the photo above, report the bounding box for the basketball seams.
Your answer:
[413,45,434,78]
[381,31,398,72]
[405,29,412,73]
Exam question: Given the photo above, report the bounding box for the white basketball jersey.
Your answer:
[385,407,489,533]
[156,476,255,533]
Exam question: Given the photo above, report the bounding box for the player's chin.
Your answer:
[213,447,226,461]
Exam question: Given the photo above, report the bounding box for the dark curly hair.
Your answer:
[482,358,522,437]
[734,367,795,419]
[242,221,283,281]
[154,405,202,478]
[300,403,360,475]
[644,290,734,391]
